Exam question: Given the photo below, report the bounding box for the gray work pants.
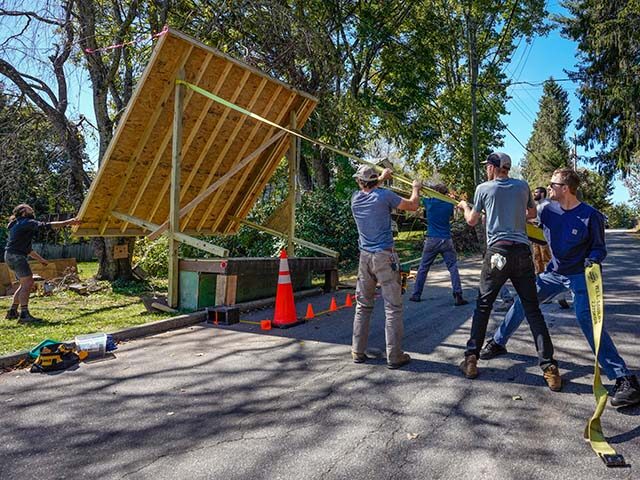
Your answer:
[352,250,404,363]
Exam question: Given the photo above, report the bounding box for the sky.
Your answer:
[499,2,629,204]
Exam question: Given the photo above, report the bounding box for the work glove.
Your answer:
[584,258,598,268]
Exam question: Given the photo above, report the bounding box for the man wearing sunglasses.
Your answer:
[457,152,561,390]
[480,167,639,407]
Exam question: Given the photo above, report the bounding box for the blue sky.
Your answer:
[500,3,629,204]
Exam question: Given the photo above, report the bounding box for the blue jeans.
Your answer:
[493,270,630,380]
[411,238,463,297]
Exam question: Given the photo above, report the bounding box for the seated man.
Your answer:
[480,168,640,407]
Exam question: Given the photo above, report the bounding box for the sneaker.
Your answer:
[387,352,411,369]
[409,295,421,302]
[5,309,19,320]
[543,365,562,392]
[352,352,368,364]
[459,354,478,379]
[558,298,570,309]
[479,340,508,360]
[453,292,468,306]
[610,375,640,407]
[18,313,43,324]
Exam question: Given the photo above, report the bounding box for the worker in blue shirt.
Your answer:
[409,184,468,306]
[480,168,639,407]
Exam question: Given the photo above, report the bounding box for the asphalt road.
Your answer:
[1,231,638,479]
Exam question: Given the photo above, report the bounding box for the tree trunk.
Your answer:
[93,237,136,281]
[312,149,331,188]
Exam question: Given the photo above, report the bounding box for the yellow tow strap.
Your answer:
[584,263,626,467]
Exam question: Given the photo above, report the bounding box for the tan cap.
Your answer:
[352,165,379,182]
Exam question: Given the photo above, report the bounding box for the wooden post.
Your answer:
[287,110,298,257]
[169,69,185,308]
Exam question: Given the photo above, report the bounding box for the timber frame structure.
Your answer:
[76,28,336,307]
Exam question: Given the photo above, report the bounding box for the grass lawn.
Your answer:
[0,262,175,356]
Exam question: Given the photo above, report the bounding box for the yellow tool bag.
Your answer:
[30,342,81,373]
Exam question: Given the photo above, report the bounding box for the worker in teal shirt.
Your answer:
[409,184,468,306]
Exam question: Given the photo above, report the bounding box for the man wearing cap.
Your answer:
[480,167,640,407]
[456,152,561,391]
[351,165,421,369]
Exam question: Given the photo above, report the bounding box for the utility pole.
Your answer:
[572,133,578,170]
[467,10,480,187]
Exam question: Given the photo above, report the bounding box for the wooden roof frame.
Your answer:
[75,28,318,239]
[73,29,336,306]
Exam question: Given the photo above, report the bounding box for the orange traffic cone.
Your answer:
[345,293,353,307]
[273,250,300,328]
[329,297,338,312]
[305,303,315,320]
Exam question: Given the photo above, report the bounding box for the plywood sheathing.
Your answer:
[76,28,317,237]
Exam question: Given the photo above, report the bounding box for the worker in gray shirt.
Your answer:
[457,152,561,391]
[351,165,421,369]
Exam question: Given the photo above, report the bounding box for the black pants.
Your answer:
[465,243,556,370]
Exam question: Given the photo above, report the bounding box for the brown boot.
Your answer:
[453,292,469,306]
[460,354,478,379]
[387,352,411,369]
[543,365,562,392]
[352,352,368,364]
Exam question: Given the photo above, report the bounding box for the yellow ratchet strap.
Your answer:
[583,263,626,467]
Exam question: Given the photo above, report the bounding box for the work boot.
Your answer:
[543,365,562,392]
[459,354,478,379]
[387,352,411,369]
[610,375,640,407]
[409,295,421,302]
[352,352,368,364]
[479,339,508,360]
[5,308,19,320]
[453,292,468,306]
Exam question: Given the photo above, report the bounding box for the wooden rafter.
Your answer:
[209,92,299,233]
[111,211,228,257]
[98,46,195,235]
[146,129,287,241]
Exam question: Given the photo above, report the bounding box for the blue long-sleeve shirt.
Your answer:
[540,201,607,275]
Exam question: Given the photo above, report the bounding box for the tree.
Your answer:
[0,87,77,217]
[560,0,640,175]
[73,0,168,280]
[577,168,612,212]
[624,161,640,209]
[0,2,90,208]
[521,79,571,187]
[407,0,549,197]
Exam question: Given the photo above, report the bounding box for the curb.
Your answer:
[0,287,325,370]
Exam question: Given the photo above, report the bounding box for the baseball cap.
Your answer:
[482,152,511,169]
[352,165,379,182]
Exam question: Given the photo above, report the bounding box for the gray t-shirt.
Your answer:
[472,178,534,246]
[351,187,402,252]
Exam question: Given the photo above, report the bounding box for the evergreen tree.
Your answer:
[522,79,571,187]
[560,0,640,175]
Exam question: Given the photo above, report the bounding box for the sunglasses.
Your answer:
[549,182,566,188]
